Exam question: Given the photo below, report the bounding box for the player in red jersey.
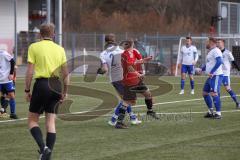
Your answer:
[115,39,159,129]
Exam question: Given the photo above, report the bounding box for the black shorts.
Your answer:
[111,81,124,96]
[29,78,62,114]
[123,82,148,101]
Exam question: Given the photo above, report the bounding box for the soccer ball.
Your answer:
[194,68,202,75]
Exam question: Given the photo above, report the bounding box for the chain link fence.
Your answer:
[16,32,240,76]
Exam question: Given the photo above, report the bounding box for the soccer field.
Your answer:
[1,76,240,160]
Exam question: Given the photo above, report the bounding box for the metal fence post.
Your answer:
[94,32,97,51]
[71,33,76,70]
[102,34,105,51]
[14,0,18,61]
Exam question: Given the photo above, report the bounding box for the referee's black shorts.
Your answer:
[29,78,62,114]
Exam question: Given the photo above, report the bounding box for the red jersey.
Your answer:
[121,49,140,86]
[133,49,144,74]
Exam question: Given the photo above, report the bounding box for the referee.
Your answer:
[25,23,69,160]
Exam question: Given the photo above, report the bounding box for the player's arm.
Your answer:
[25,45,35,101]
[25,62,34,101]
[209,56,222,77]
[133,49,152,64]
[229,52,240,71]
[4,51,15,80]
[61,63,69,101]
[193,47,198,65]
[25,63,34,91]
[97,52,108,74]
[232,61,240,71]
[134,56,152,65]
[97,63,108,74]
[9,58,15,80]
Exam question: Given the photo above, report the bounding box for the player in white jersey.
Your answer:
[0,49,18,119]
[202,38,223,119]
[178,37,198,95]
[98,34,141,126]
[217,39,240,108]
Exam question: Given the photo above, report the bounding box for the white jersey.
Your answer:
[205,47,223,75]
[0,50,13,83]
[222,48,234,76]
[100,45,123,82]
[178,45,198,65]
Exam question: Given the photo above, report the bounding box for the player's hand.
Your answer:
[8,74,14,80]
[208,73,213,78]
[192,61,196,65]
[25,92,32,102]
[138,74,144,81]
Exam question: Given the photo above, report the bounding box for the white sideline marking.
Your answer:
[69,81,240,85]
[0,95,239,123]
[0,116,45,123]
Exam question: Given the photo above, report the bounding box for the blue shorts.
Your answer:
[0,82,15,93]
[112,81,124,96]
[203,75,223,93]
[222,76,230,86]
[181,64,194,75]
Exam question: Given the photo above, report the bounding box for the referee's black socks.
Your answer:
[46,132,56,150]
[30,127,45,152]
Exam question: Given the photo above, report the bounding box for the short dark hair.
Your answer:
[40,23,55,38]
[186,36,192,40]
[122,38,134,49]
[217,38,225,43]
[209,37,217,43]
[105,34,116,43]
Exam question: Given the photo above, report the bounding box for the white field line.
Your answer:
[68,82,240,85]
[0,95,239,123]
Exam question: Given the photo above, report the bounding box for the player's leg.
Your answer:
[179,65,187,94]
[109,81,125,126]
[203,78,214,118]
[4,82,17,119]
[45,112,56,158]
[140,84,159,119]
[28,112,46,154]
[28,82,46,157]
[115,100,130,129]
[0,87,9,114]
[223,76,240,108]
[108,101,122,126]
[110,81,138,125]
[42,78,62,159]
[115,85,136,129]
[210,75,223,119]
[189,65,195,94]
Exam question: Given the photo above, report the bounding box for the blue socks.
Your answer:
[111,102,122,123]
[9,98,16,114]
[127,105,137,120]
[181,79,185,90]
[227,89,239,104]
[203,95,212,109]
[181,79,194,90]
[190,80,194,90]
[111,102,137,123]
[212,95,221,112]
